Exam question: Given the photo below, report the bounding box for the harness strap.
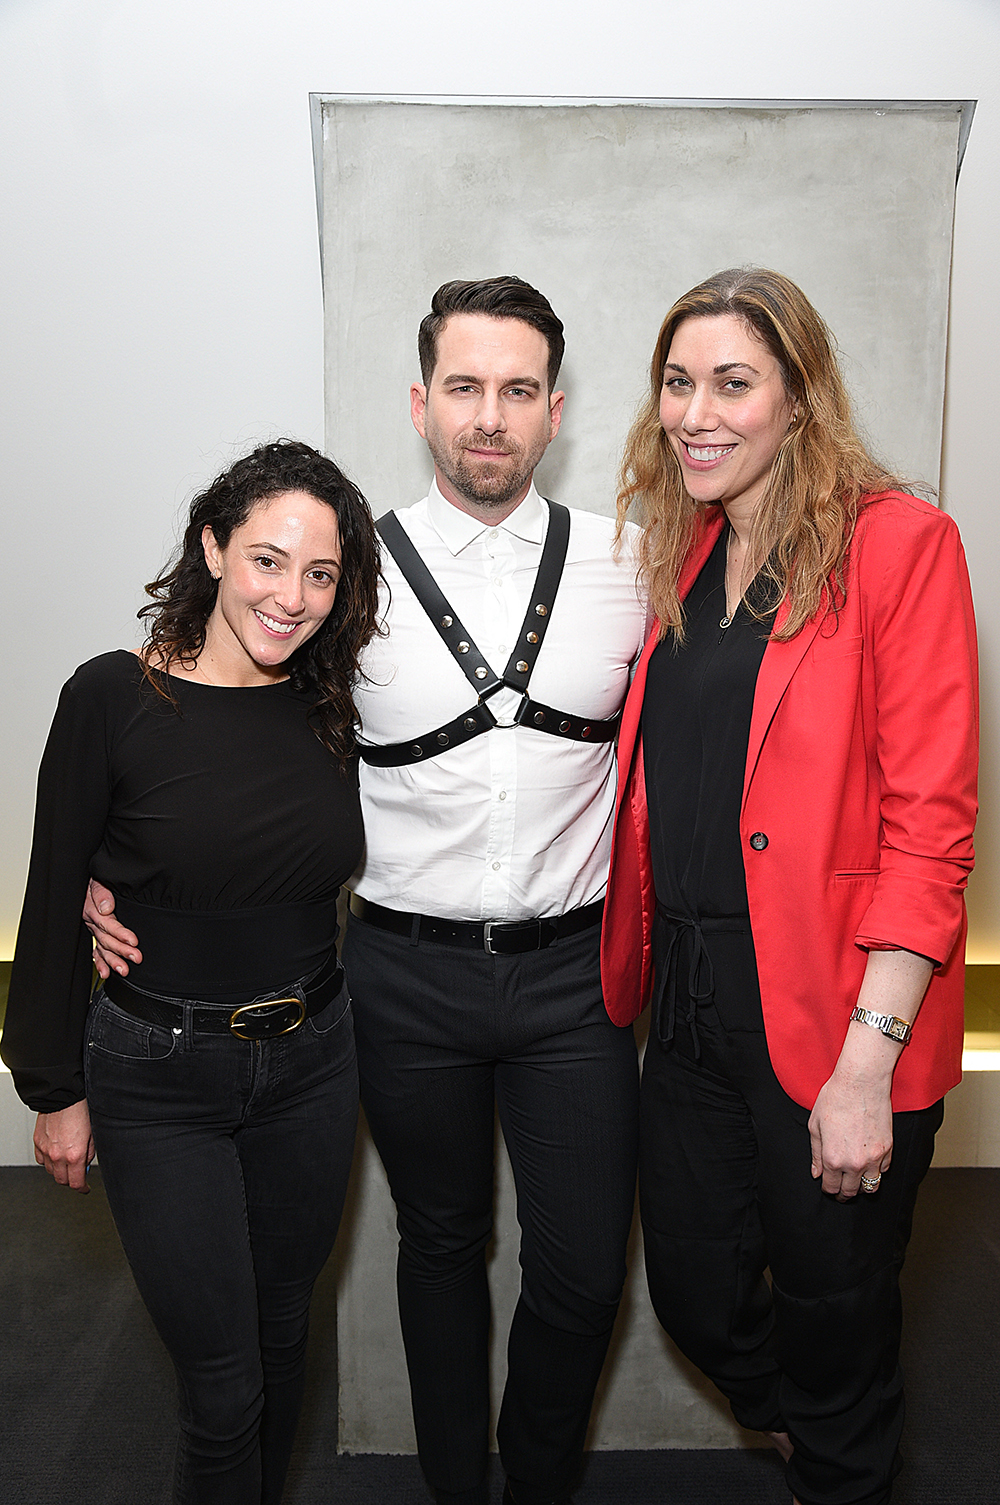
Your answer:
[359,699,499,768]
[374,509,505,699]
[360,503,618,767]
[374,502,570,697]
[360,693,621,769]
[512,696,620,742]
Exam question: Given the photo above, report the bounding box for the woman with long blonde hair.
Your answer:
[602,268,978,1505]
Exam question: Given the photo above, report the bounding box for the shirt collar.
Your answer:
[425,478,547,555]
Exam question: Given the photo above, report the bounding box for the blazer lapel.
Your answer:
[743,603,824,802]
[679,510,725,598]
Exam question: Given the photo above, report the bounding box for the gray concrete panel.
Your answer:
[318,99,962,520]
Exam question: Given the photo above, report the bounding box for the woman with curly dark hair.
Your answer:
[2,439,381,1505]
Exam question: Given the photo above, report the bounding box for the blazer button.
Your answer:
[749,831,769,851]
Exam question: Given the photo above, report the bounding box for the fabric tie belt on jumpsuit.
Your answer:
[652,905,752,1057]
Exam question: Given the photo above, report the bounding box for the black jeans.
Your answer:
[639,930,942,1505]
[344,917,639,1505]
[85,984,358,1505]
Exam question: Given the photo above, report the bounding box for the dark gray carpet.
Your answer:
[0,1167,996,1503]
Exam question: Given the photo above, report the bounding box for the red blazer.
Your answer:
[601,493,979,1112]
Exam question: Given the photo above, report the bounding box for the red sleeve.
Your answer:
[853,497,978,965]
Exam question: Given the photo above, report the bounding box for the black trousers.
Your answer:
[343,916,639,1505]
[639,930,942,1505]
[86,985,358,1505]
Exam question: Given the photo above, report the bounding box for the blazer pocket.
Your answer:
[818,632,863,658]
[834,868,880,882]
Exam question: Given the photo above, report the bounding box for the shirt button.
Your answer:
[489,529,499,538]
[492,862,501,871]
[749,832,769,851]
[498,791,507,800]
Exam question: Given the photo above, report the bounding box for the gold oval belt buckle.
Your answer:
[229,995,306,1040]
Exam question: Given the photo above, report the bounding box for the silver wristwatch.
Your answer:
[849,1005,912,1045]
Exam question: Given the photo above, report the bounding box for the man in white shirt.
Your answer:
[344,278,646,1505]
[87,277,647,1505]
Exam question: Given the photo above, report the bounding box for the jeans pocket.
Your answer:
[87,991,179,1062]
[306,993,352,1039]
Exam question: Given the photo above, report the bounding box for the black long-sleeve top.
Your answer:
[2,652,363,1111]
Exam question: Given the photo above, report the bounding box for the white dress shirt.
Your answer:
[352,481,647,921]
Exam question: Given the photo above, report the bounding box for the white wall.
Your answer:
[2,0,998,958]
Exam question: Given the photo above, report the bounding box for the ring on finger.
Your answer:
[860,1173,882,1193]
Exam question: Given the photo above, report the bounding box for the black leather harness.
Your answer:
[359,504,621,768]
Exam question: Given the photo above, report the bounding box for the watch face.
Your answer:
[851,1005,910,1042]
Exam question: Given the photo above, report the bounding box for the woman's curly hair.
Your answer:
[139,439,381,766]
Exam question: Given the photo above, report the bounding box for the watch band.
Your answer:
[849,1005,913,1045]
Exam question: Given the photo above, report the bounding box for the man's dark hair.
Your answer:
[417,276,565,392]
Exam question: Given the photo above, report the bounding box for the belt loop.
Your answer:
[409,912,421,947]
[182,1001,196,1052]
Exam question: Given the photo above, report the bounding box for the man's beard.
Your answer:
[433,432,542,509]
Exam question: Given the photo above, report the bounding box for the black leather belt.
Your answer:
[348,893,603,954]
[102,953,345,1040]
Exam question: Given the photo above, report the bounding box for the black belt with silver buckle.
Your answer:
[348,893,604,955]
[102,954,345,1040]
